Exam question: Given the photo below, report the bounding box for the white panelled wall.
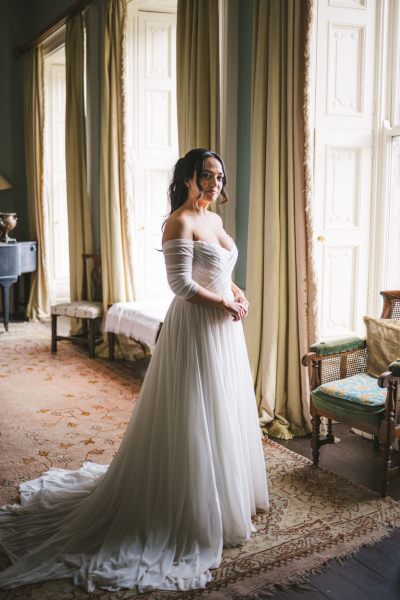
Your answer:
[126,1,178,302]
[313,0,376,338]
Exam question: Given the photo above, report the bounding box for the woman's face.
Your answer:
[186,156,224,202]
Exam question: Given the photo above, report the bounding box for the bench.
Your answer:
[105,299,171,359]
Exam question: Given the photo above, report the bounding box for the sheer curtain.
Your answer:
[244,0,316,439]
[65,13,93,310]
[176,0,220,154]
[24,46,51,320]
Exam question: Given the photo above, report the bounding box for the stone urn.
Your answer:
[0,213,18,243]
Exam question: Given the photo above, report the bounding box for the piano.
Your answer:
[0,241,37,331]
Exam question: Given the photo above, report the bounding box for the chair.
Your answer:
[302,290,400,497]
[51,254,103,358]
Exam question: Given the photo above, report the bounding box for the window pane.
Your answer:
[397,73,400,126]
[397,48,400,126]
[44,46,70,303]
[395,6,400,125]
[386,136,400,287]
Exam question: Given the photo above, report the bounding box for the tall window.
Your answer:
[380,3,400,291]
[385,134,400,286]
[364,0,400,312]
[126,1,178,302]
[43,43,69,303]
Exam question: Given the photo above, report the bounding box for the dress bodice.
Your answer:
[192,241,238,295]
[162,239,238,299]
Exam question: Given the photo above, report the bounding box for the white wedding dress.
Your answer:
[0,239,268,593]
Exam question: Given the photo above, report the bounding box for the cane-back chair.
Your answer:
[51,254,103,358]
[302,290,400,497]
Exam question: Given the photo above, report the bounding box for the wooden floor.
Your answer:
[272,424,400,599]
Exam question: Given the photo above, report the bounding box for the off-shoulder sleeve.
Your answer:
[162,239,200,299]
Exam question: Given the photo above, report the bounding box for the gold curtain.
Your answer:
[176,0,220,154]
[244,0,316,439]
[65,13,93,308]
[24,46,51,320]
[99,0,135,308]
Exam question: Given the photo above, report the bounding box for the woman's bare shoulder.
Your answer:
[162,213,194,244]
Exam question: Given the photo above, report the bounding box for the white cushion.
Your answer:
[105,299,171,348]
[51,301,103,319]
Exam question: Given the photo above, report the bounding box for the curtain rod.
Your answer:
[14,0,94,58]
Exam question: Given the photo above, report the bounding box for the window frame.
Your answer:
[368,0,400,316]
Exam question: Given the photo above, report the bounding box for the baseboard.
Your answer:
[351,428,399,451]
[351,428,374,440]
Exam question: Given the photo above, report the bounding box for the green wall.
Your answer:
[31,0,77,32]
[0,0,90,242]
[235,0,254,290]
[0,1,34,241]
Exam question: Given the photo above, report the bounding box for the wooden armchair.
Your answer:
[50,254,103,358]
[302,291,400,497]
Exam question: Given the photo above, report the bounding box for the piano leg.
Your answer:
[14,275,23,316]
[0,279,16,332]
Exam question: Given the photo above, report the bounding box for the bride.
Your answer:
[0,148,269,593]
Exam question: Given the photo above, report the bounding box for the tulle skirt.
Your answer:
[0,297,269,592]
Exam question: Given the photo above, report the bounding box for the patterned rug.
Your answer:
[1,321,400,600]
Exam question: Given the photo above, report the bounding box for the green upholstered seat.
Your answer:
[310,337,365,356]
[312,372,386,427]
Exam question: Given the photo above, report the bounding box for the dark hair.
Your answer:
[167,148,228,216]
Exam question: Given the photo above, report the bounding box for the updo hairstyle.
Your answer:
[167,148,228,216]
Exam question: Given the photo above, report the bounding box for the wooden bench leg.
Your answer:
[108,332,116,360]
[82,318,88,338]
[51,315,58,353]
[155,322,163,343]
[88,320,95,358]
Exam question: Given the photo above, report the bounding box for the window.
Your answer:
[126,1,178,303]
[385,133,400,286]
[371,1,400,302]
[43,43,69,303]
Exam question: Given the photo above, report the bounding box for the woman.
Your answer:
[0,148,268,593]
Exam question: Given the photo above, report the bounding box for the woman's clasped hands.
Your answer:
[220,294,249,321]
